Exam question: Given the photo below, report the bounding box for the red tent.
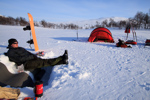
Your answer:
[88,27,114,43]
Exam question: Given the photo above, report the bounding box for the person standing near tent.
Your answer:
[125,23,131,33]
[5,38,68,71]
[125,23,131,40]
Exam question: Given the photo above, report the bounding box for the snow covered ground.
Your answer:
[0,25,150,100]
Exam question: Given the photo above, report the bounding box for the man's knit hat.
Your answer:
[8,38,18,47]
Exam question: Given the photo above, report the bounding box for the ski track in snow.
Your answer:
[0,25,150,100]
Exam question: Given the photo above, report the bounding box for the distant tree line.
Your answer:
[0,16,80,29]
[129,11,150,29]
[87,11,150,29]
[0,10,150,29]
[0,16,29,26]
[40,20,79,29]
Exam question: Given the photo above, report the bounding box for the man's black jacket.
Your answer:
[7,47,35,66]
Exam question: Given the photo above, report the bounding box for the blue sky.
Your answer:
[0,0,150,22]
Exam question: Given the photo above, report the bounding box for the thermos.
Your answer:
[35,81,43,97]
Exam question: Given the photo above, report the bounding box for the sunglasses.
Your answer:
[13,42,18,44]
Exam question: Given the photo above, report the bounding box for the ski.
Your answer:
[28,13,39,51]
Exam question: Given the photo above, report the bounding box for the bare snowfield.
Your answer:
[0,25,150,100]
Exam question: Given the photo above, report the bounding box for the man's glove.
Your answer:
[17,64,24,73]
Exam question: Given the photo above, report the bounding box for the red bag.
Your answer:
[125,29,130,33]
[145,39,150,46]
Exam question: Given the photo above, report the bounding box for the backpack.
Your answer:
[116,39,131,48]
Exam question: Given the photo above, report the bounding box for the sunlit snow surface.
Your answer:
[0,25,150,100]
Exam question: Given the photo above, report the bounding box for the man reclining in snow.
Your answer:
[5,38,68,80]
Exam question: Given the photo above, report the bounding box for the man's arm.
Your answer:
[7,48,35,65]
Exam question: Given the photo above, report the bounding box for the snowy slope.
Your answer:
[56,17,128,28]
[0,25,150,100]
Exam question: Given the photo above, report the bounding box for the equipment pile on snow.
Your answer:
[116,39,131,48]
[145,39,150,46]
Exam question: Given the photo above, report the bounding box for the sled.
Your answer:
[116,43,128,48]
[125,40,137,45]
